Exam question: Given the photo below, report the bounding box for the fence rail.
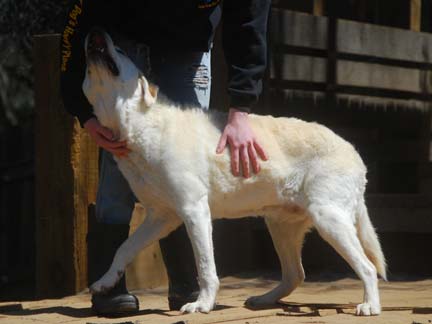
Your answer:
[270,10,432,109]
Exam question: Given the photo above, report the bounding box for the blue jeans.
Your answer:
[96,44,211,224]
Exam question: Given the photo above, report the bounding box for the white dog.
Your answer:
[83,29,386,316]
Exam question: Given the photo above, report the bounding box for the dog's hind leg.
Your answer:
[178,196,219,314]
[90,209,181,294]
[308,203,381,316]
[246,216,310,308]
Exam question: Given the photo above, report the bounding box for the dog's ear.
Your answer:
[139,76,158,108]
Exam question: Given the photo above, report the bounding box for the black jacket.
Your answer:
[60,0,271,126]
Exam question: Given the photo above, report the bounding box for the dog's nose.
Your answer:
[88,27,107,50]
[91,33,105,47]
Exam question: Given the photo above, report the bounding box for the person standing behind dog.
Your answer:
[61,0,271,316]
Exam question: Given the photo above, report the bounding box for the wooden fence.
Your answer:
[269,9,432,110]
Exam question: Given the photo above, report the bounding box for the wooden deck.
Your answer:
[1,276,431,324]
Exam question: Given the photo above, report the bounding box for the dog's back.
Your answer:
[144,108,366,220]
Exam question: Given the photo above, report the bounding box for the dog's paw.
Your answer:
[89,270,124,295]
[245,295,277,309]
[180,300,213,314]
[356,302,381,316]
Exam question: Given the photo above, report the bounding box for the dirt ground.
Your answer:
[0,276,431,324]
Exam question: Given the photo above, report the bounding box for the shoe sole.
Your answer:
[92,301,139,316]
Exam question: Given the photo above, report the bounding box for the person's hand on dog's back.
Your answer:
[216,109,268,178]
[84,117,130,158]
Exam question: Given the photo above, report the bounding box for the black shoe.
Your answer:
[159,225,200,311]
[87,220,139,316]
[91,290,139,315]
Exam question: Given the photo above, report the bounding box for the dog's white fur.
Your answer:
[83,32,387,316]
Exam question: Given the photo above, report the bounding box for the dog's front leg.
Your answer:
[90,209,181,294]
[179,196,219,314]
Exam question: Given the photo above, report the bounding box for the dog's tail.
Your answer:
[356,199,387,281]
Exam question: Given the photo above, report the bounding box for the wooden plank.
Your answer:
[337,60,426,93]
[272,10,432,63]
[410,0,421,32]
[269,54,326,82]
[269,80,432,109]
[34,34,73,297]
[335,94,430,111]
[338,18,432,63]
[270,9,328,49]
[34,34,99,297]
[73,125,99,292]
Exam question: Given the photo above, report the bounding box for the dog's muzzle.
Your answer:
[86,28,119,76]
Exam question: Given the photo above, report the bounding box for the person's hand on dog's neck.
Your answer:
[216,108,268,178]
[84,117,130,158]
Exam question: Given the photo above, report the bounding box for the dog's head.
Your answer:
[82,28,158,121]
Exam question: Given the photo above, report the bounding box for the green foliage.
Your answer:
[0,0,69,128]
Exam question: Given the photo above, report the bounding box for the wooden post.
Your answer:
[410,0,421,32]
[313,0,325,16]
[34,34,99,297]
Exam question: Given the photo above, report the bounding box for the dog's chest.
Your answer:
[115,152,167,206]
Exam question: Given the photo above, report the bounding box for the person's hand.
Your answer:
[216,108,268,178]
[84,117,130,158]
